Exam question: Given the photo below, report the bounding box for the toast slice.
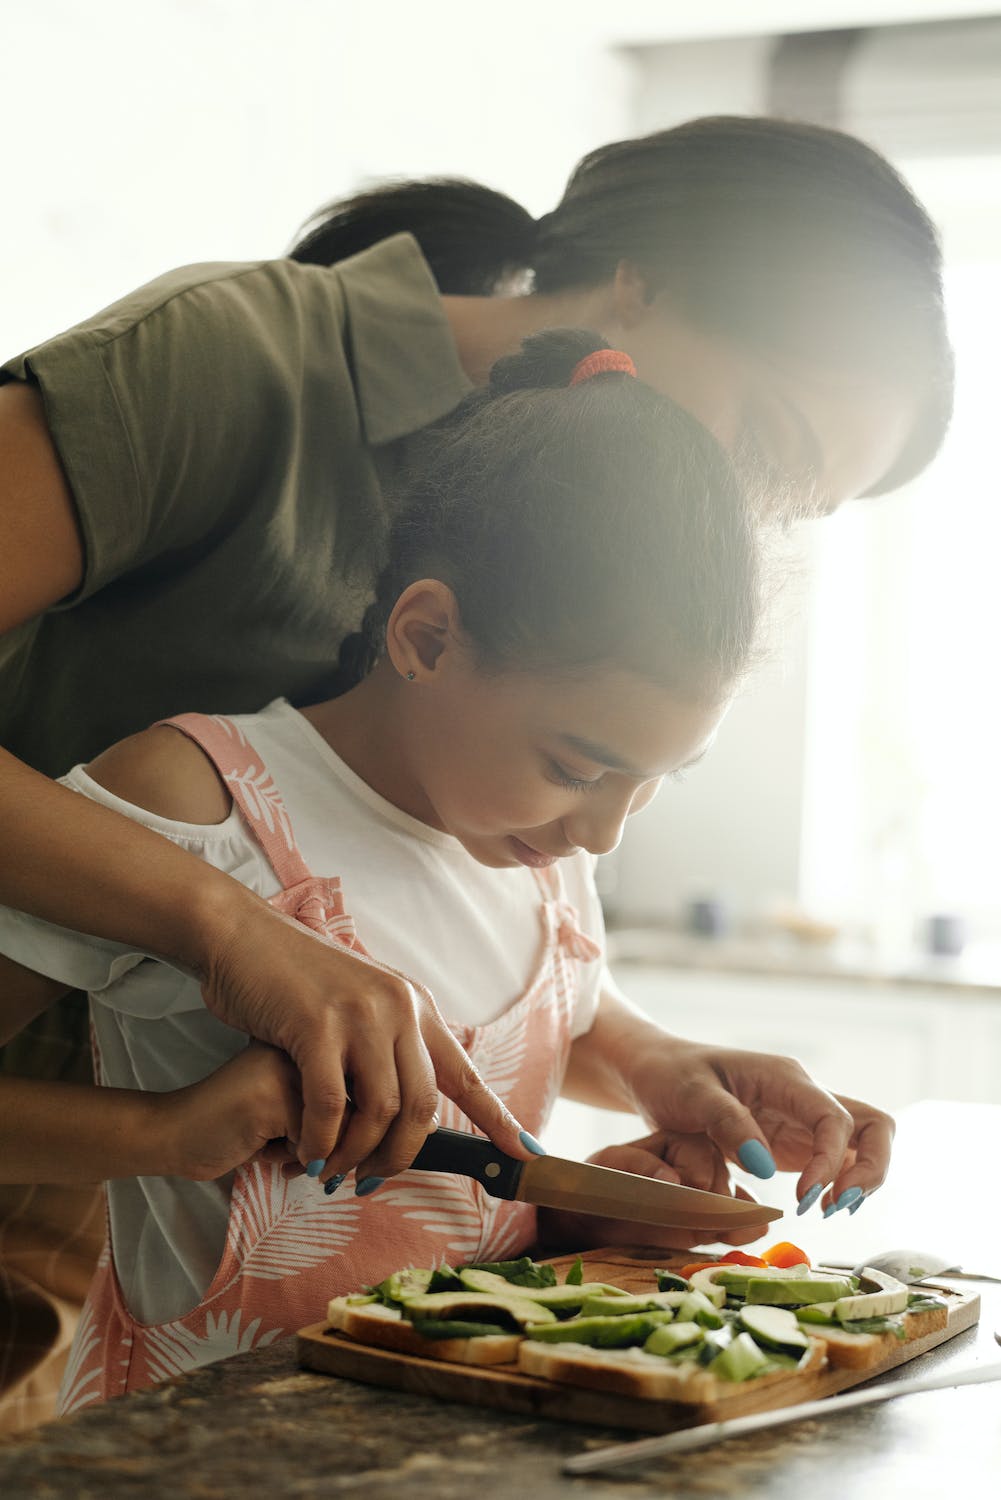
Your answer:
[809,1304,948,1370]
[326,1297,521,1367]
[518,1334,828,1405]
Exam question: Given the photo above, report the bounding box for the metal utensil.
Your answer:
[562,1330,1001,1475]
[409,1128,782,1231]
[847,1248,1001,1286]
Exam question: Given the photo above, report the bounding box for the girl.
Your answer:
[0,116,935,1422]
[0,332,892,1409]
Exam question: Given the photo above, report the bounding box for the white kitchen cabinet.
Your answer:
[543,962,1001,1162]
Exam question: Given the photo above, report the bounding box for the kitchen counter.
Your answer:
[0,1283,996,1500]
[3,1102,998,1499]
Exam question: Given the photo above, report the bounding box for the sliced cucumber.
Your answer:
[738,1305,810,1356]
[708,1330,771,1382]
[643,1321,704,1357]
[676,1290,725,1329]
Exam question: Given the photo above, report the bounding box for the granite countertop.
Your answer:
[2,1282,997,1500]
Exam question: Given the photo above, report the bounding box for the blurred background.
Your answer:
[4,1,1000,1157]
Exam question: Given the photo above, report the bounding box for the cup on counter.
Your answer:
[924,912,966,958]
[686,896,730,940]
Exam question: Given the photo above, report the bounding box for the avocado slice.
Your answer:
[676,1290,726,1329]
[745,1275,855,1306]
[738,1304,810,1356]
[409,1318,512,1340]
[578,1292,682,1319]
[400,1290,556,1329]
[462,1256,557,1289]
[655,1270,690,1293]
[373,1267,434,1305]
[524,1310,675,1348]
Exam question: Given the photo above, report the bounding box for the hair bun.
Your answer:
[488,328,611,395]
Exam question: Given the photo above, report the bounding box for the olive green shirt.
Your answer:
[0,233,470,1083]
[1,233,471,777]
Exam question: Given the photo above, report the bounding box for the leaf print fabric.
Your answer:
[57,713,596,1413]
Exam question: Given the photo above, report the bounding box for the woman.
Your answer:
[0,115,948,1425]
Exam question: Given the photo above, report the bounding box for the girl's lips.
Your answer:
[508,836,558,869]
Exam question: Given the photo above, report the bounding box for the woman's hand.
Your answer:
[536,1130,773,1254]
[199,898,532,1188]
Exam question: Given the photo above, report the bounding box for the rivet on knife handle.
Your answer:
[410,1127,524,1200]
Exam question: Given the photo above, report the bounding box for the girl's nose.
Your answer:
[562,796,633,858]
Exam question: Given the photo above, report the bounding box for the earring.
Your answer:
[406,670,416,681]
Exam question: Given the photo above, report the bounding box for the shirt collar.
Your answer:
[337,233,472,447]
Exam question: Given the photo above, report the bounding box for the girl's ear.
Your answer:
[384,580,465,683]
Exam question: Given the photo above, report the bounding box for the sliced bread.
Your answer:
[518,1334,828,1405]
[326,1297,521,1367]
[811,1304,948,1370]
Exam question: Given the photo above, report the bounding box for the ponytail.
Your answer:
[290,178,537,295]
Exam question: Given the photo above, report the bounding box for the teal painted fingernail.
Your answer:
[306,1158,326,1178]
[355,1176,384,1197]
[825,1187,863,1218]
[737,1140,776,1179]
[796,1183,824,1216]
[324,1173,346,1197]
[519,1131,547,1156]
[848,1193,866,1216]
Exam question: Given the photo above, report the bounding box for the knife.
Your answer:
[409,1128,782,1231]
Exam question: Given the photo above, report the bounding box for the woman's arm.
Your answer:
[0,385,531,1179]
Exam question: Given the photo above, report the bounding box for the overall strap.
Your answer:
[157,713,313,890]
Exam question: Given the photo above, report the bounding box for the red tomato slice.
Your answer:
[718,1251,768,1267]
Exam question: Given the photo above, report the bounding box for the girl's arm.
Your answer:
[562,978,895,1211]
[0,384,530,1180]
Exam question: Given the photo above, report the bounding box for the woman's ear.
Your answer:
[384,580,465,683]
[611,259,660,326]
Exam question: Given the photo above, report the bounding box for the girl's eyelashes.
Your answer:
[546,759,603,794]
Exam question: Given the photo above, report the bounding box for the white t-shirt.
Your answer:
[0,699,606,1322]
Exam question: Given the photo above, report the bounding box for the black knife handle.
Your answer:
[410,1128,524,1201]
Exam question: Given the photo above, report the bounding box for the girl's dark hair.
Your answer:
[336,329,759,702]
[290,117,952,496]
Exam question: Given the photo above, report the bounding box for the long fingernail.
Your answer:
[519,1131,547,1156]
[848,1191,867,1216]
[305,1158,326,1179]
[826,1186,864,1217]
[324,1173,346,1197]
[737,1140,776,1179]
[355,1176,384,1197]
[796,1183,824,1217]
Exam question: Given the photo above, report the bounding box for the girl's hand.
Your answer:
[627,1038,895,1215]
[161,1043,304,1181]
[536,1131,773,1253]
[199,900,531,1187]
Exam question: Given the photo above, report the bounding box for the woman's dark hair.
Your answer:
[290,117,952,496]
[336,329,759,703]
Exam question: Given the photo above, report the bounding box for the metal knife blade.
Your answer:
[514,1153,782,1230]
[409,1128,781,1230]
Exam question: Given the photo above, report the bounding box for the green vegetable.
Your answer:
[565,1256,584,1286]
[708,1330,770,1382]
[524,1311,675,1348]
[655,1271,690,1293]
[840,1315,907,1339]
[907,1294,947,1312]
[738,1305,809,1356]
[643,1321,704,1357]
[427,1266,464,1293]
[578,1293,680,1319]
[796,1304,837,1325]
[401,1291,557,1329]
[410,1319,510,1340]
[461,1256,557,1289]
[744,1276,855,1306]
[373,1267,434,1306]
[676,1290,725,1329]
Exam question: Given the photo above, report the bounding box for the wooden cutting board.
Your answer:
[296,1247,981,1434]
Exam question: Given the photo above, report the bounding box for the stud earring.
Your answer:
[406,670,416,681]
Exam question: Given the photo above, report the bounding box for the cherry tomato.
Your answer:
[761,1241,811,1269]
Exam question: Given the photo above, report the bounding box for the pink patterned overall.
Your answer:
[59,713,600,1411]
